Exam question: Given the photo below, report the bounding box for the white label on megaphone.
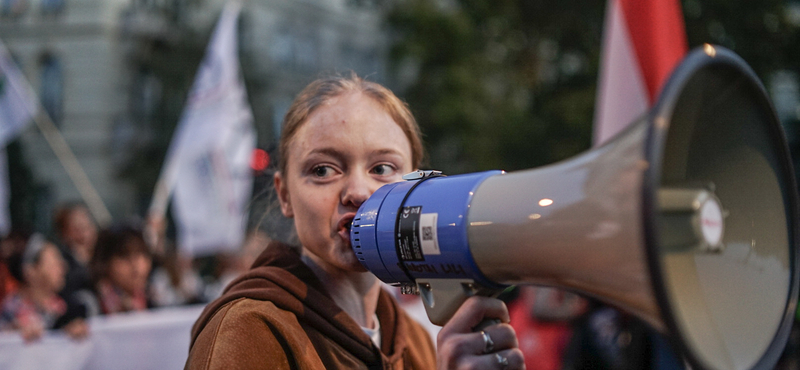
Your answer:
[700,197,724,249]
[420,213,440,255]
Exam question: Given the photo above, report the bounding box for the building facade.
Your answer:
[2,0,390,232]
[1,0,133,231]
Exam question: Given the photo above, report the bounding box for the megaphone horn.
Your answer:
[351,45,799,370]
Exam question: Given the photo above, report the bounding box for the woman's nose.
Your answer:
[341,173,377,208]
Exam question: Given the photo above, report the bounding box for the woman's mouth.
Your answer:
[338,215,355,245]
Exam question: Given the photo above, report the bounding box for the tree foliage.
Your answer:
[682,0,797,77]
[387,0,605,172]
[387,0,800,173]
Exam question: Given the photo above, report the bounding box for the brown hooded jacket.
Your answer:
[186,241,437,370]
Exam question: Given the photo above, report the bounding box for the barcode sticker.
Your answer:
[419,213,440,255]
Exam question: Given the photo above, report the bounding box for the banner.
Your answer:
[150,1,255,257]
[592,0,688,145]
[0,39,38,236]
[0,292,436,370]
[0,305,205,370]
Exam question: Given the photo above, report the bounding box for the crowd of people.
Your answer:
[0,200,677,368]
[0,202,268,344]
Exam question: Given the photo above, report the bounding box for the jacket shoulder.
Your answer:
[186,298,325,370]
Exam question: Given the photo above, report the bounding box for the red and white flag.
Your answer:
[593,0,688,145]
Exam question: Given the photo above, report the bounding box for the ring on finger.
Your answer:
[495,353,509,370]
[480,330,495,354]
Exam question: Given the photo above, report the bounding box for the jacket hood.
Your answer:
[190,241,407,365]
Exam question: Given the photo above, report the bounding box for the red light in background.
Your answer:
[251,149,270,171]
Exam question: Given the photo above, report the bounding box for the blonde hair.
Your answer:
[278,73,424,175]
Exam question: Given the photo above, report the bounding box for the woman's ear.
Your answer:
[274,171,294,218]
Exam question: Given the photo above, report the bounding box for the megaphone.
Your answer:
[351,45,799,370]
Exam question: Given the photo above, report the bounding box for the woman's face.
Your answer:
[64,207,97,251]
[276,91,414,274]
[108,250,152,295]
[28,244,66,293]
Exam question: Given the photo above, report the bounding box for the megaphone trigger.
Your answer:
[414,278,503,326]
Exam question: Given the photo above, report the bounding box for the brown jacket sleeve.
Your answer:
[398,314,437,369]
[186,298,325,370]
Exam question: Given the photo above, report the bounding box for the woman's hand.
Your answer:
[436,296,525,370]
[18,321,44,343]
[63,318,90,340]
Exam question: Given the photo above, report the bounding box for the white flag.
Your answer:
[0,39,37,236]
[0,39,36,146]
[152,1,255,257]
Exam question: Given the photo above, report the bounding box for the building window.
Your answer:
[40,0,64,16]
[131,67,162,123]
[0,0,28,18]
[39,53,63,127]
[269,30,318,71]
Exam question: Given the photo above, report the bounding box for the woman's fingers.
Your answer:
[437,296,524,370]
[437,347,526,370]
[438,295,510,338]
[19,323,43,343]
[477,324,519,354]
[486,348,525,370]
[437,324,518,358]
[64,319,90,340]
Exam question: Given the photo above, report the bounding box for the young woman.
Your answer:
[0,232,88,342]
[90,225,152,314]
[187,75,524,369]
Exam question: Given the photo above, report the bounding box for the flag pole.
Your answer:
[0,40,112,227]
[32,108,113,227]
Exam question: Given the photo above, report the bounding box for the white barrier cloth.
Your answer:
[0,305,206,370]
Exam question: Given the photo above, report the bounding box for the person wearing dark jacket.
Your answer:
[187,74,524,370]
[53,203,98,319]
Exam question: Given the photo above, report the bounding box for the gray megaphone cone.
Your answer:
[352,45,799,370]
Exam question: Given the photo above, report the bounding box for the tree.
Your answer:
[386,0,800,173]
[387,0,605,172]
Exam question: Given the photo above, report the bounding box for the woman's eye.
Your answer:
[312,165,333,178]
[371,164,396,176]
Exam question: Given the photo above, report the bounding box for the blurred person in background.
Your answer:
[90,224,152,314]
[561,302,677,370]
[54,202,97,277]
[202,228,270,301]
[505,286,587,370]
[0,231,22,304]
[53,202,99,317]
[145,212,208,307]
[0,231,88,343]
[149,245,204,307]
